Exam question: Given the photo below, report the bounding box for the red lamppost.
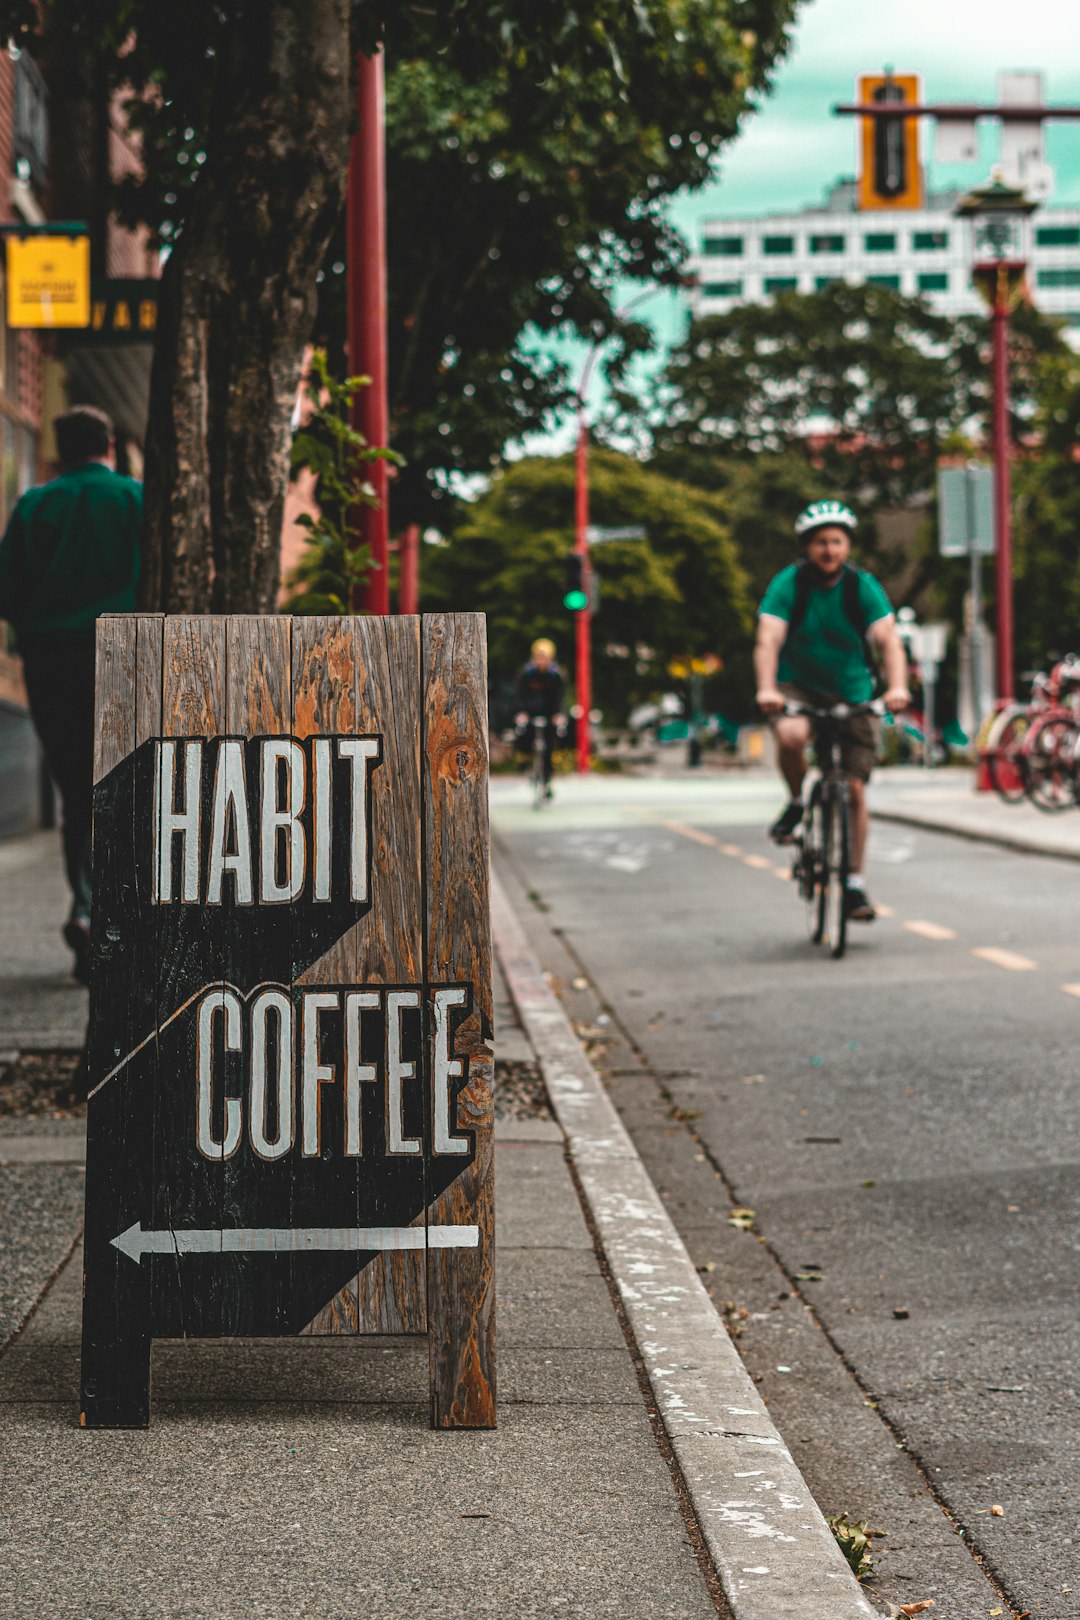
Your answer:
[348,49,390,615]
[572,288,662,773]
[954,175,1037,705]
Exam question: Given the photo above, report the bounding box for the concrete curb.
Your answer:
[872,804,1080,863]
[491,867,875,1620]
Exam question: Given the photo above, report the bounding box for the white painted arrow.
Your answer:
[110,1222,479,1265]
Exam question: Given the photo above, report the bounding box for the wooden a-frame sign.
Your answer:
[80,613,495,1429]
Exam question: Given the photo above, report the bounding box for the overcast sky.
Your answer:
[514,0,1080,458]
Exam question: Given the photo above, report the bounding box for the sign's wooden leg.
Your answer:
[79,1244,152,1428]
[422,613,497,1428]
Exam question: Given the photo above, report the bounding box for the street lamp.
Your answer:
[953,174,1038,704]
[572,287,663,773]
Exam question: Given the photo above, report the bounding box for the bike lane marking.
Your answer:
[656,818,718,849]
[903,919,958,941]
[971,946,1039,972]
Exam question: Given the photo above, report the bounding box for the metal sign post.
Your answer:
[905,621,949,767]
[938,464,996,727]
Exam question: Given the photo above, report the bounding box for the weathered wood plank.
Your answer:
[219,615,293,1337]
[92,616,136,785]
[299,616,428,1336]
[422,612,496,1428]
[80,613,158,1426]
[292,617,363,1334]
[151,616,227,1340]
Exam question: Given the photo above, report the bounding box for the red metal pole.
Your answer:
[399,523,420,615]
[348,50,390,615]
[991,300,1014,703]
[574,411,592,774]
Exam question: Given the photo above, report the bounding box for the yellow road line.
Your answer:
[903,919,957,942]
[743,854,772,870]
[718,843,743,857]
[772,866,792,881]
[875,903,895,918]
[972,946,1038,973]
[658,819,718,848]
[1060,983,1080,999]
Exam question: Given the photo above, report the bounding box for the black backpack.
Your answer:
[785,561,875,672]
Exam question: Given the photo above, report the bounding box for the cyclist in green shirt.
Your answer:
[754,500,909,922]
[0,405,142,983]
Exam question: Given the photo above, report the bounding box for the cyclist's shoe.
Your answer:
[769,799,804,844]
[844,881,877,922]
[545,784,554,801]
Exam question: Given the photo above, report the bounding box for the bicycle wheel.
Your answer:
[817,789,850,959]
[531,752,545,810]
[1024,713,1079,812]
[798,791,824,941]
[985,707,1029,804]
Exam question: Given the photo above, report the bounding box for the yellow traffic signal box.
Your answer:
[857,73,923,211]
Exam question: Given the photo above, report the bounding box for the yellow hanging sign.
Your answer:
[6,234,91,328]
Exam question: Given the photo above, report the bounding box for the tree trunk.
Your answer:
[140,0,351,613]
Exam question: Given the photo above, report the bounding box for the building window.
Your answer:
[764,277,798,293]
[866,275,901,289]
[1036,225,1080,248]
[913,230,949,251]
[762,235,795,255]
[809,234,845,254]
[864,232,897,253]
[1037,268,1080,289]
[702,236,743,256]
[814,275,841,290]
[918,272,949,292]
[702,280,743,298]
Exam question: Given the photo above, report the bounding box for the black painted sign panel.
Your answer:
[81,614,495,1429]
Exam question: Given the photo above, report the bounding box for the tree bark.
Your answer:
[140,0,351,613]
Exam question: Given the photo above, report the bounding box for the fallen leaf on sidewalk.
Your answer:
[728,1207,755,1230]
[571,976,589,990]
[898,1603,935,1616]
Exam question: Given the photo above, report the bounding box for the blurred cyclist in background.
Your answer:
[515,638,566,799]
[754,500,909,922]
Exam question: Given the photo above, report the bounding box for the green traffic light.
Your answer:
[563,589,589,611]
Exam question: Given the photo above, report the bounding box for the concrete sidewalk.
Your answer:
[0,831,720,1620]
[871,764,1080,860]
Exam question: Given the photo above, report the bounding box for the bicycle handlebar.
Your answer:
[781,698,888,721]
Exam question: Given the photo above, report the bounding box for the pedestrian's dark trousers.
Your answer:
[20,631,95,924]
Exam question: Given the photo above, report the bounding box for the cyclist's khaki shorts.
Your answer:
[772,684,881,782]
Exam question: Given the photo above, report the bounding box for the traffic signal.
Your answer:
[563,553,589,612]
[857,72,922,210]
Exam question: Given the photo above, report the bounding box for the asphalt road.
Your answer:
[493,769,1080,1620]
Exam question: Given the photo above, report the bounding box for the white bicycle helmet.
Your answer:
[794,499,858,538]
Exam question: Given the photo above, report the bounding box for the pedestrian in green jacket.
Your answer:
[0,405,142,983]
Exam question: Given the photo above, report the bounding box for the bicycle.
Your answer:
[983,657,1080,808]
[786,698,886,961]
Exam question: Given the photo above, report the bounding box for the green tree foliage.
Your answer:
[421,449,754,723]
[365,0,803,529]
[283,350,402,614]
[999,346,1080,674]
[2,0,802,602]
[652,283,987,514]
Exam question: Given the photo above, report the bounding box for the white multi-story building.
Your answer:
[689,178,1080,332]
